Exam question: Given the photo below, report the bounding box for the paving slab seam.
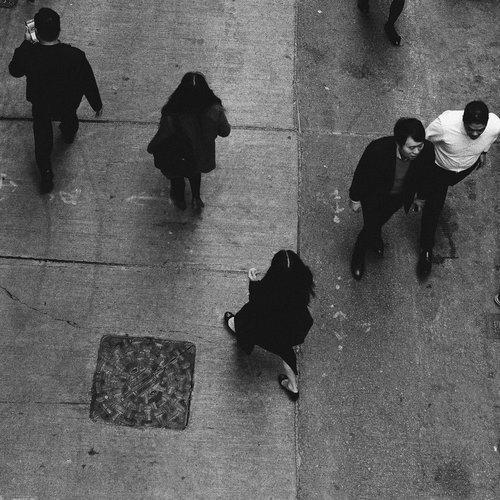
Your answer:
[0,115,296,133]
[292,0,302,498]
[307,129,500,145]
[0,254,266,275]
[0,116,497,146]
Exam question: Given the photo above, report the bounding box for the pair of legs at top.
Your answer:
[169,174,204,211]
[358,0,406,46]
[32,103,79,193]
[224,313,300,402]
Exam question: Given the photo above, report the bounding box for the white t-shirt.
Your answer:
[426,110,500,172]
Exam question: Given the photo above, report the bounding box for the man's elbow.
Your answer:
[8,64,24,78]
[219,125,231,137]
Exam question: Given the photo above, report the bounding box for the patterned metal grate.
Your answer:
[0,0,18,8]
[90,335,195,430]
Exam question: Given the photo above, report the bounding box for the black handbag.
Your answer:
[148,115,195,179]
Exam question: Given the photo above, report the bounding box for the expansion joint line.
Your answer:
[0,254,256,275]
[0,116,294,133]
[292,0,302,498]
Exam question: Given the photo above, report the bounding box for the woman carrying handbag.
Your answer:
[224,250,315,401]
[147,72,231,211]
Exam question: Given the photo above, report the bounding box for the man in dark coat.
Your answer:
[9,8,103,193]
[349,118,435,280]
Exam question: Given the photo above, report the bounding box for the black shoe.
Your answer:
[40,170,54,194]
[169,189,186,210]
[192,197,205,211]
[278,374,299,402]
[384,22,401,46]
[357,0,369,13]
[417,250,433,279]
[61,133,75,144]
[372,237,384,257]
[350,246,365,281]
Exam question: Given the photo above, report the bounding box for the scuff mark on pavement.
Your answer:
[0,173,19,201]
[0,285,79,328]
[332,189,344,224]
[333,310,347,342]
[434,459,472,498]
[125,193,163,205]
[59,188,82,205]
[438,207,458,259]
[360,321,371,333]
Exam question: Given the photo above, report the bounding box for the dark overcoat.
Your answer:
[147,104,230,178]
[234,280,313,358]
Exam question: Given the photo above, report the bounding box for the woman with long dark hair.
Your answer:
[147,72,230,210]
[224,250,315,401]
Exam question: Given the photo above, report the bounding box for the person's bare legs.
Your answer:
[384,0,405,46]
[281,360,298,393]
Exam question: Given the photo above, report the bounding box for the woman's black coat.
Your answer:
[234,279,313,357]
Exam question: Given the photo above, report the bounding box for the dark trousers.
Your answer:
[359,0,405,24]
[356,193,405,251]
[388,0,405,25]
[32,104,79,172]
[420,163,477,251]
[170,174,201,201]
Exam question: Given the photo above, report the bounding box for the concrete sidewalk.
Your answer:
[0,1,299,498]
[2,0,500,498]
[297,0,500,498]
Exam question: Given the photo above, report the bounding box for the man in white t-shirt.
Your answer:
[418,101,500,278]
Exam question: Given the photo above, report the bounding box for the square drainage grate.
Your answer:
[90,335,195,430]
[486,314,500,340]
[0,0,18,8]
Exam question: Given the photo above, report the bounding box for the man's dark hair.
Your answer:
[393,117,425,146]
[34,8,61,42]
[463,101,489,125]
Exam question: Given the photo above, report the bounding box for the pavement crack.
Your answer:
[0,285,80,328]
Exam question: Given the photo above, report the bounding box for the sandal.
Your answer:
[224,311,235,332]
[278,374,299,402]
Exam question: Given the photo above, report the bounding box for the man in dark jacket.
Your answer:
[9,8,103,193]
[349,118,435,280]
